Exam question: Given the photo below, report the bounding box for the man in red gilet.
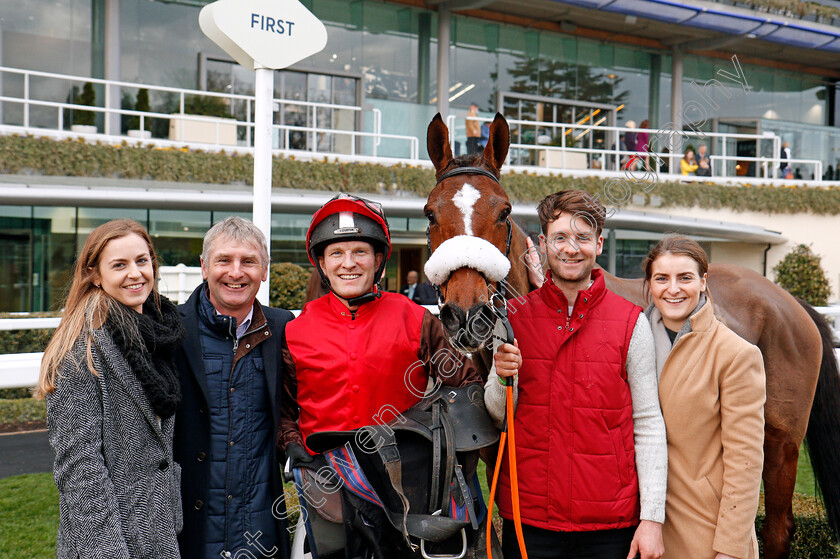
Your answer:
[278,193,481,556]
[488,190,667,559]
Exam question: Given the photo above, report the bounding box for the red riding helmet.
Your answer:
[306,193,392,287]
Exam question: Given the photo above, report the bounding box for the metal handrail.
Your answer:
[0,65,419,159]
[3,65,837,182]
[483,115,829,182]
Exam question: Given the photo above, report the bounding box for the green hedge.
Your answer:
[3,134,840,215]
[773,244,832,306]
[0,329,54,356]
[269,262,310,311]
[756,493,839,558]
[0,398,46,425]
[0,312,60,356]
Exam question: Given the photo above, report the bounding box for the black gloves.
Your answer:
[285,442,315,470]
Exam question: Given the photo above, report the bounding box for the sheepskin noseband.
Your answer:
[424,235,511,285]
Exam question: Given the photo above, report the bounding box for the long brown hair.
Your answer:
[642,235,708,302]
[37,219,160,397]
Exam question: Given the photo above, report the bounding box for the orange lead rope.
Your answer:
[487,375,528,559]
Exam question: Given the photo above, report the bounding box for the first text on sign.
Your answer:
[250,13,295,35]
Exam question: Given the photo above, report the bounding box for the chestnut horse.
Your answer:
[424,112,840,559]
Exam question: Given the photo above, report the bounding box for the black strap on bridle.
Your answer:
[435,165,502,185]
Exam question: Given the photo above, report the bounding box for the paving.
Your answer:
[0,430,54,479]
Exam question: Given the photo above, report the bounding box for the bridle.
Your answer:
[426,165,524,559]
[425,165,515,344]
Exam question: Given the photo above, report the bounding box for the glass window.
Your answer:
[76,207,148,252]
[597,238,657,279]
[451,17,500,111]
[0,206,33,312]
[1,0,93,127]
[121,0,227,88]
[271,213,310,266]
[149,209,211,266]
[0,0,91,77]
[309,74,333,151]
[34,207,78,311]
[278,71,309,150]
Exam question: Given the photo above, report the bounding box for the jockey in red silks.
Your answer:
[278,192,481,555]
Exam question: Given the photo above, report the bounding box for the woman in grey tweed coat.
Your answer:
[38,219,185,559]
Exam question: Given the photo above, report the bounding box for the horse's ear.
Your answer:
[481,113,509,172]
[427,113,453,173]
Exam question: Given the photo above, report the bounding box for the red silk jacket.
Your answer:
[279,291,479,453]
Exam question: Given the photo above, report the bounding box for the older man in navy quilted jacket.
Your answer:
[174,217,294,559]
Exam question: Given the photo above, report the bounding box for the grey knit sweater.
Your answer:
[484,313,668,524]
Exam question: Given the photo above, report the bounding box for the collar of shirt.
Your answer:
[216,305,255,339]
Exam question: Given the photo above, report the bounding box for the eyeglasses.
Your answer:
[539,232,594,250]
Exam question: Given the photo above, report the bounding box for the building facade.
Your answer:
[1,0,838,311]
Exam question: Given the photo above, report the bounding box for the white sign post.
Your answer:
[200,0,327,304]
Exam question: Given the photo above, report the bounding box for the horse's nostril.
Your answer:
[439,305,466,333]
[466,304,495,341]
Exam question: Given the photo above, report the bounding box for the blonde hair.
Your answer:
[37,219,160,397]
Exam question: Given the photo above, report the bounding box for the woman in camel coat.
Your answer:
[644,236,765,559]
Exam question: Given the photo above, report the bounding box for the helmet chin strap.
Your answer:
[342,282,383,308]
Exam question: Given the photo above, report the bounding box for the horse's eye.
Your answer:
[498,207,511,222]
[425,211,437,226]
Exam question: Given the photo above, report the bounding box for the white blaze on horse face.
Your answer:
[451,183,481,236]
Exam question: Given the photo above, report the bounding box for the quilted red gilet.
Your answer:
[497,269,642,531]
[285,292,428,453]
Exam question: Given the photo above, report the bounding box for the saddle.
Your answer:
[299,382,500,558]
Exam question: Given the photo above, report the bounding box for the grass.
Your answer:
[0,473,58,558]
[0,447,824,558]
[796,445,816,497]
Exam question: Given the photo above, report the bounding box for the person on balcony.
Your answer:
[637,120,651,170]
[681,148,699,176]
[39,219,185,559]
[466,103,482,154]
[780,142,793,179]
[696,145,712,177]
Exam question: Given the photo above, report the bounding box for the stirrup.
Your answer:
[419,510,467,559]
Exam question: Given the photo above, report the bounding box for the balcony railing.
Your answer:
[1,66,836,185]
[457,115,828,185]
[0,66,419,161]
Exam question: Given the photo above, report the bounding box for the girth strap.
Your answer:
[370,425,417,551]
[430,403,443,513]
[439,401,457,518]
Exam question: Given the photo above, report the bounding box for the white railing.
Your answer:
[0,66,419,161]
[0,65,834,183]
[476,116,833,185]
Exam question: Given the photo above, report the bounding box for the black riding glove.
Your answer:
[285,442,315,470]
